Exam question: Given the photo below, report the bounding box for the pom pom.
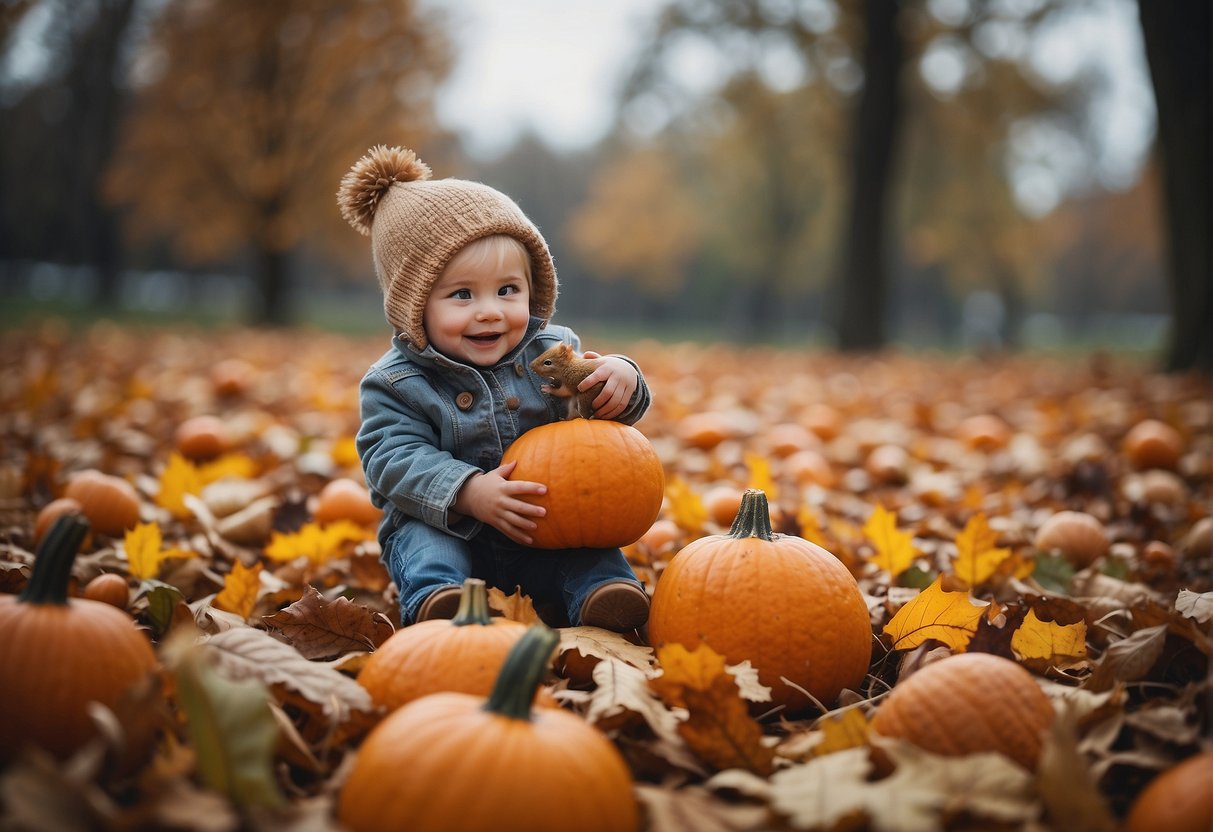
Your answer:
[337,145,431,235]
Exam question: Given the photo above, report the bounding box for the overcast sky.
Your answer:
[427,0,1155,214]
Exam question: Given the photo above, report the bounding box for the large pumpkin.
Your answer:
[357,578,529,712]
[339,626,639,832]
[1124,751,1212,832]
[649,489,872,712]
[0,514,159,761]
[501,419,664,549]
[870,651,1054,770]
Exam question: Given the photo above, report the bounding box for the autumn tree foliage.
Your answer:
[104,0,452,324]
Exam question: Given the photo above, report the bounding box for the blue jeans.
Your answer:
[382,520,644,627]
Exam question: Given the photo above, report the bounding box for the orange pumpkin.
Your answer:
[33,497,87,547]
[649,489,872,712]
[357,578,529,712]
[1034,510,1109,568]
[0,514,159,761]
[870,651,1054,770]
[313,477,382,527]
[174,415,230,460]
[81,572,130,610]
[339,626,639,832]
[63,469,141,538]
[1124,752,1212,832]
[501,419,664,549]
[1123,418,1183,470]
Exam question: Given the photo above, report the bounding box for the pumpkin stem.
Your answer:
[728,489,775,541]
[483,625,558,721]
[20,513,90,606]
[451,578,493,626]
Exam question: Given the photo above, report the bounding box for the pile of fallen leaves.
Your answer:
[1,320,1209,831]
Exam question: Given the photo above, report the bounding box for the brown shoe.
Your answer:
[416,585,462,622]
[580,582,650,632]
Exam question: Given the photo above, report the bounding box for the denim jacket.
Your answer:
[357,318,652,544]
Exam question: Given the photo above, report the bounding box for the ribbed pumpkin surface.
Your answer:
[648,491,872,712]
[1125,752,1212,832]
[0,600,158,759]
[870,651,1054,770]
[340,691,638,832]
[357,617,528,711]
[501,419,664,549]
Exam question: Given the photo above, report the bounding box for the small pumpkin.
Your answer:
[174,415,230,461]
[312,477,382,527]
[1123,418,1183,470]
[33,497,87,547]
[82,572,130,610]
[1034,510,1109,568]
[501,419,664,549]
[339,626,639,832]
[63,469,141,538]
[357,578,529,712]
[957,414,1012,452]
[649,489,872,712]
[702,484,744,528]
[0,514,159,761]
[870,651,1054,770]
[1124,751,1212,832]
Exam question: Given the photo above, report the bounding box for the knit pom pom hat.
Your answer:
[337,145,558,348]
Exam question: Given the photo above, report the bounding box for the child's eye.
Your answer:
[451,288,472,300]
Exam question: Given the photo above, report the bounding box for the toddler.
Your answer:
[337,146,651,632]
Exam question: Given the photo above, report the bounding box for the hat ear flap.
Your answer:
[337,145,431,235]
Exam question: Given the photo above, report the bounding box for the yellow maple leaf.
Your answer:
[124,521,195,580]
[213,561,263,620]
[264,521,371,564]
[745,453,777,502]
[811,707,870,758]
[883,577,987,652]
[198,453,258,485]
[1011,608,1088,666]
[330,436,362,469]
[665,476,707,535]
[651,643,775,776]
[864,504,918,578]
[156,452,203,519]
[950,513,1012,586]
[797,504,830,548]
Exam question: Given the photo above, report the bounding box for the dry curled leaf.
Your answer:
[651,643,776,776]
[262,585,394,659]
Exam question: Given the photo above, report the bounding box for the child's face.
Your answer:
[423,239,532,366]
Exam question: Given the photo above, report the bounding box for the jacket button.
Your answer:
[456,392,475,410]
[505,396,520,410]
[514,362,525,377]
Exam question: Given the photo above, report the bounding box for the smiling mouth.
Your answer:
[466,333,502,345]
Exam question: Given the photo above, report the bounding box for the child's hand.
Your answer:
[578,352,638,420]
[454,460,546,544]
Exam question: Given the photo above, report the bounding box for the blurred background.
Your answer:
[0,0,1208,369]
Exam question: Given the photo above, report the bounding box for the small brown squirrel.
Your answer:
[530,343,604,419]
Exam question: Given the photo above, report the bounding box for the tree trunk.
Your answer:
[836,0,904,351]
[1137,1,1212,373]
[252,247,292,326]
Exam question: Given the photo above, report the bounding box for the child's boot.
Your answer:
[416,585,462,622]
[580,581,649,632]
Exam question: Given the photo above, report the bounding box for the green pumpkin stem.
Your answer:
[483,625,558,721]
[19,513,90,606]
[451,577,493,626]
[728,489,774,540]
